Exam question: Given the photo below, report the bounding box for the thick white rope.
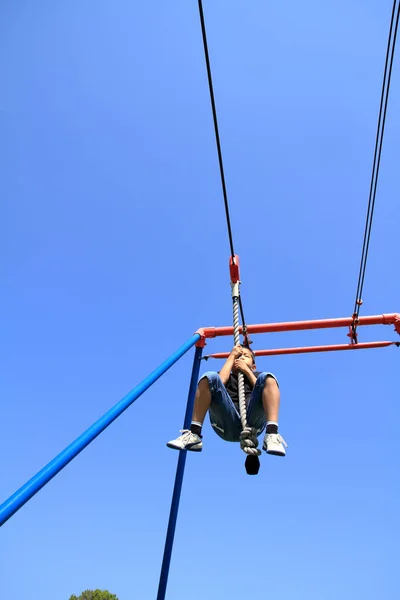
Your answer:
[232,294,261,457]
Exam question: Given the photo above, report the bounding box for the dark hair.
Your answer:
[241,345,256,364]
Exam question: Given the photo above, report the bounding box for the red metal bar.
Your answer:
[196,313,400,339]
[204,341,398,358]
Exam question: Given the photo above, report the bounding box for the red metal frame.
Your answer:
[195,313,400,354]
[196,313,400,339]
[205,341,398,358]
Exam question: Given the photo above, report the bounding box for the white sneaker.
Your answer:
[167,430,203,452]
[263,433,288,456]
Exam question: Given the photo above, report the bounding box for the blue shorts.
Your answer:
[201,371,279,442]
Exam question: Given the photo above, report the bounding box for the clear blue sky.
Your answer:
[1,1,399,599]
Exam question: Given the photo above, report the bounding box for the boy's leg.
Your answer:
[166,377,211,452]
[262,375,280,423]
[207,373,242,442]
[247,373,288,456]
[167,372,242,451]
[192,376,212,424]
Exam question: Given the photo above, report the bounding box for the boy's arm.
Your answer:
[246,370,258,387]
[233,359,257,387]
[219,345,242,384]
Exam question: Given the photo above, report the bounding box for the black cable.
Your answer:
[353,1,399,331]
[358,3,399,303]
[197,0,235,258]
[197,0,248,332]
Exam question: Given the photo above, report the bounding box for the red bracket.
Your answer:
[347,327,358,344]
[229,255,240,283]
[347,314,359,344]
[195,329,207,348]
[395,316,400,336]
[242,325,252,347]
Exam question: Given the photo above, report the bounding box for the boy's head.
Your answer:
[237,345,256,371]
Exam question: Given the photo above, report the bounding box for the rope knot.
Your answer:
[239,427,262,456]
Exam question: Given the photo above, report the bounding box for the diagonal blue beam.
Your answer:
[0,333,201,527]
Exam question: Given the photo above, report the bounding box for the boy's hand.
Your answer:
[230,344,243,359]
[234,359,252,375]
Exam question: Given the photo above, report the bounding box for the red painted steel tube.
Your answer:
[196,313,400,339]
[204,341,398,358]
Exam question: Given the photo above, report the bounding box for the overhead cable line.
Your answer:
[197,0,249,335]
[352,0,399,336]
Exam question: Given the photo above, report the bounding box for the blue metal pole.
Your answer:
[157,344,203,600]
[0,333,201,528]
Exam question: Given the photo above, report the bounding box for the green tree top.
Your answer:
[69,589,119,600]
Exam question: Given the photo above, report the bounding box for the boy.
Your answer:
[167,344,287,455]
